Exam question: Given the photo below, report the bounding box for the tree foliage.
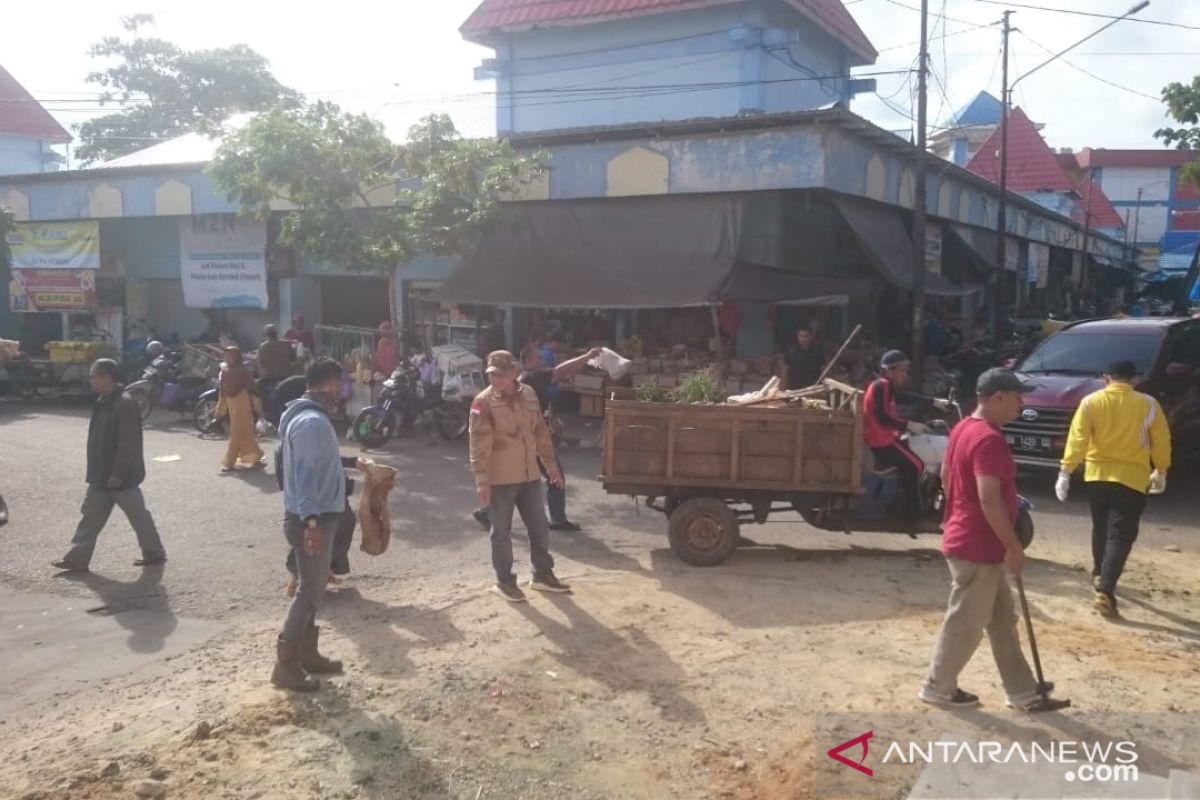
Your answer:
[210,102,544,280]
[1156,75,1200,189]
[75,14,300,165]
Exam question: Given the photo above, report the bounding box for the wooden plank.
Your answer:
[793,418,805,483]
[730,419,741,482]
[665,417,676,480]
[603,409,616,479]
[601,475,865,494]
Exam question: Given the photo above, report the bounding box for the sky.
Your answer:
[4,0,1199,162]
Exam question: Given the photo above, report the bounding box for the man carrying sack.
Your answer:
[1056,359,1171,618]
[469,350,570,602]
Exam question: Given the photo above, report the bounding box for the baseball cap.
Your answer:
[976,367,1036,396]
[880,349,910,369]
[485,350,519,374]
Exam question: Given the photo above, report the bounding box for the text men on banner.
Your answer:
[180,214,268,310]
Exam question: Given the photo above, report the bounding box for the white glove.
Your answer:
[1054,470,1070,502]
[933,398,951,411]
[1149,470,1167,495]
[907,421,930,435]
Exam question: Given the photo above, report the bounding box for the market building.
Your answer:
[0,133,456,354]
[429,0,1137,379]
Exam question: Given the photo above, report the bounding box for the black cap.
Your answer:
[976,367,1036,396]
[880,349,910,369]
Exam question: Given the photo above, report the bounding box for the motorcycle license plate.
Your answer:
[1006,434,1051,453]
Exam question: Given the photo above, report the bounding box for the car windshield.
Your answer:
[1019,332,1161,376]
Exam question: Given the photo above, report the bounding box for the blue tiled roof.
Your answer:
[951,91,1002,127]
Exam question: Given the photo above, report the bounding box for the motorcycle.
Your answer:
[352,357,471,449]
[194,374,308,437]
[794,391,1035,549]
[126,351,214,422]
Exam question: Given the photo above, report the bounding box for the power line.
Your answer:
[877,18,999,53]
[1016,31,1160,101]
[971,0,1200,31]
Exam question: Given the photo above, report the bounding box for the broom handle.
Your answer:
[1015,575,1047,688]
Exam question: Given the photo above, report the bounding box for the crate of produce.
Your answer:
[48,341,114,364]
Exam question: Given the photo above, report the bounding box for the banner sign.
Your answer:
[925,223,943,275]
[180,215,268,309]
[9,269,97,312]
[1029,242,1051,288]
[7,221,101,271]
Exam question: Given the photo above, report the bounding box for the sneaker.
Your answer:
[328,573,351,590]
[918,687,981,708]
[1091,574,1101,590]
[493,579,527,603]
[472,509,490,531]
[51,559,89,574]
[1093,591,1119,618]
[528,573,572,594]
[549,520,582,532]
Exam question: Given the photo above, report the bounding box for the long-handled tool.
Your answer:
[1015,575,1071,712]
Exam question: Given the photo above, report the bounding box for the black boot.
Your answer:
[271,636,319,692]
[300,625,343,675]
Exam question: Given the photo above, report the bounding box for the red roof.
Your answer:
[965,107,1073,193]
[1073,148,1198,169]
[0,64,70,143]
[1073,178,1125,230]
[461,0,877,62]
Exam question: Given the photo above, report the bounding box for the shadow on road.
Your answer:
[516,594,706,725]
[63,563,178,654]
[324,588,465,678]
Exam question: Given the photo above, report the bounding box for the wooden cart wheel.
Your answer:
[667,497,740,567]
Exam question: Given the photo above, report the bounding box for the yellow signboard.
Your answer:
[7,221,101,271]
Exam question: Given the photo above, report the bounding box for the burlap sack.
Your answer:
[358,463,398,556]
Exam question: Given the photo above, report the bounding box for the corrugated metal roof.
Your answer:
[97,132,222,169]
[965,107,1074,193]
[0,64,71,142]
[461,0,877,63]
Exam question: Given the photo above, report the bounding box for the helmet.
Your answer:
[146,341,164,358]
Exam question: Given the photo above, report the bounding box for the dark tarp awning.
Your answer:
[832,196,980,297]
[433,195,872,309]
[948,224,999,271]
[434,195,743,309]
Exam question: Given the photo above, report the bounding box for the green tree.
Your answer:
[210,102,543,322]
[1156,75,1200,189]
[75,14,300,165]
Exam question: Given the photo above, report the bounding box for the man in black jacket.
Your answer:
[52,359,166,573]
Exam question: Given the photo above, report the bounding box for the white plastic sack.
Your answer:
[588,348,632,381]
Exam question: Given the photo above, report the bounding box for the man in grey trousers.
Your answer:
[53,359,166,573]
[272,358,365,692]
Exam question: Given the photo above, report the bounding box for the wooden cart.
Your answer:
[602,387,864,565]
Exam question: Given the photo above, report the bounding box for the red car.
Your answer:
[1003,317,1200,470]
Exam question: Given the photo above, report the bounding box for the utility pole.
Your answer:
[992,10,1013,347]
[1131,187,1143,248]
[911,0,929,377]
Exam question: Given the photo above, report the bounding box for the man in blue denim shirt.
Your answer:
[271,358,364,692]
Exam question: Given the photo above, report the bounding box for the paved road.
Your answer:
[1,398,1195,629]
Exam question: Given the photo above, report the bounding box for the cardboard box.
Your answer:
[580,393,605,418]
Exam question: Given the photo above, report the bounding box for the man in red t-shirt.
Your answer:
[920,368,1064,712]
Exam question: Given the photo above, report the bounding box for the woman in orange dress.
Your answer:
[218,346,265,473]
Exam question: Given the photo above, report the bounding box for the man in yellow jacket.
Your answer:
[1056,359,1171,618]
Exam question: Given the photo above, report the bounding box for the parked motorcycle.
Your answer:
[352,358,470,449]
[126,351,213,422]
[793,391,1035,548]
[194,374,307,437]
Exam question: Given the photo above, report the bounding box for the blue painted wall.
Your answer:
[490,1,858,134]
[0,134,59,176]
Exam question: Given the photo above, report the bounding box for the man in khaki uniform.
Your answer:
[470,351,570,602]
